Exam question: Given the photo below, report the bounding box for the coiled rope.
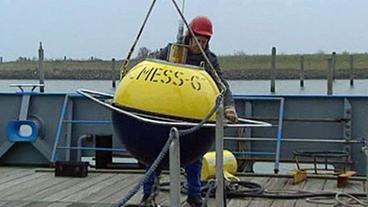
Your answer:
[201,179,217,207]
[306,192,368,206]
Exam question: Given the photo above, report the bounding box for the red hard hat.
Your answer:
[189,16,213,38]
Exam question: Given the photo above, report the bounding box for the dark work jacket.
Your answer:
[157,44,234,107]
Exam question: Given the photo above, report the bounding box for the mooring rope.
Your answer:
[201,179,217,207]
[113,128,176,207]
[305,192,368,206]
[334,192,368,206]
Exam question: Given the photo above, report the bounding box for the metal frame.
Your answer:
[50,94,124,163]
[227,96,285,173]
[0,91,51,160]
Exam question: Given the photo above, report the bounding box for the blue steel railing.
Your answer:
[233,151,276,156]
[50,95,125,163]
[62,120,112,124]
[56,146,126,152]
[51,95,69,162]
[51,94,285,169]
[231,95,285,173]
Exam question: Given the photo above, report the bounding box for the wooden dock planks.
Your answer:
[244,176,272,207]
[293,178,325,207]
[0,167,366,207]
[269,178,306,207]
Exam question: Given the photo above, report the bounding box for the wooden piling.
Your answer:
[327,58,333,95]
[38,42,45,93]
[332,52,336,81]
[349,55,354,86]
[300,55,305,87]
[270,47,276,93]
[112,58,116,88]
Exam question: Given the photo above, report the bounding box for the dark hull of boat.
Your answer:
[112,111,215,168]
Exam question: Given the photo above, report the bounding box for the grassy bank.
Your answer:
[1,53,367,80]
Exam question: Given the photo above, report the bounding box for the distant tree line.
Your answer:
[10,47,363,63]
[135,47,160,60]
[15,56,104,62]
[11,46,250,63]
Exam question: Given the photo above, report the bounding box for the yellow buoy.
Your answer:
[114,59,219,121]
[201,150,239,181]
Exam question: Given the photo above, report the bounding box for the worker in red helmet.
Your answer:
[190,16,213,37]
[183,16,238,122]
[163,15,237,122]
[140,16,238,207]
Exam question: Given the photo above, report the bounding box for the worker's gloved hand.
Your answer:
[224,105,238,123]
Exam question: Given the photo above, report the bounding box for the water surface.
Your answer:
[1,79,367,96]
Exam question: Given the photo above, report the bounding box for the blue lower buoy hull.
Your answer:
[112,110,215,168]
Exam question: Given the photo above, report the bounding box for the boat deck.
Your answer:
[0,167,365,207]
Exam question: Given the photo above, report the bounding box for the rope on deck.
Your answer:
[306,192,368,206]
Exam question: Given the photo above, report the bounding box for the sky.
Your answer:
[1,0,367,61]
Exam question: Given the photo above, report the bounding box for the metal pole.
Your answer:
[362,144,368,200]
[270,47,276,93]
[350,55,354,86]
[112,58,116,88]
[366,150,368,201]
[169,127,180,207]
[327,58,333,95]
[176,0,185,43]
[300,55,304,87]
[38,42,45,93]
[215,98,224,207]
[273,98,284,174]
[224,137,361,143]
[332,52,336,81]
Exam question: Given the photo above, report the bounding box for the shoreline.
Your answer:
[0,68,367,80]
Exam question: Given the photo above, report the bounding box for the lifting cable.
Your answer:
[120,0,157,79]
[170,0,227,94]
[119,0,227,97]
[82,0,272,205]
